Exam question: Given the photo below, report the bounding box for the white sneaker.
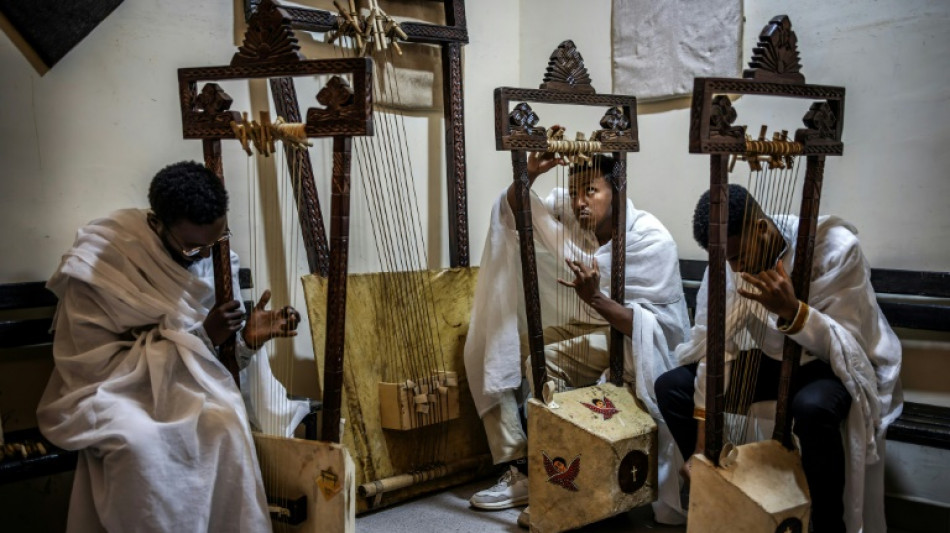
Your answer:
[469,466,529,510]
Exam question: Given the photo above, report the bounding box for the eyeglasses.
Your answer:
[165,228,232,258]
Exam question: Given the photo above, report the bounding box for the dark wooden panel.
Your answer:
[887,402,950,450]
[880,302,950,332]
[238,267,253,290]
[0,428,77,485]
[871,269,950,298]
[0,0,124,69]
[0,319,54,349]
[679,259,708,283]
[0,282,57,311]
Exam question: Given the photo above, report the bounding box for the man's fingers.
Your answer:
[776,259,788,278]
[737,288,762,301]
[740,272,766,289]
[557,278,575,288]
[255,289,272,311]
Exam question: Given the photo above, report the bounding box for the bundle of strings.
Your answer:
[327,30,452,470]
[546,155,606,393]
[721,151,803,446]
[242,146,312,531]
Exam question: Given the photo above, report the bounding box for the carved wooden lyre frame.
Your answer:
[688,15,846,465]
[493,40,640,397]
[177,0,373,444]
[244,0,471,268]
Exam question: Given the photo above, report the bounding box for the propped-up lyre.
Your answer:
[494,40,657,533]
[686,15,846,533]
[178,1,374,530]
[259,0,491,516]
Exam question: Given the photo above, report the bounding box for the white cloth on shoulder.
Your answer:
[37,208,274,533]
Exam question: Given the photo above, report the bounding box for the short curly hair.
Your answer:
[148,161,228,226]
[692,184,761,250]
[569,153,620,186]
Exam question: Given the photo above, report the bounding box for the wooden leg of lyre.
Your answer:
[705,154,728,464]
[511,150,547,396]
[203,138,239,387]
[608,151,627,385]
[321,135,352,444]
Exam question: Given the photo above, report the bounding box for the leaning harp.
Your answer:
[178,2,374,530]
[249,0,491,514]
[687,15,845,532]
[495,41,657,533]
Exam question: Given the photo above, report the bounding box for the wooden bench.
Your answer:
[0,268,320,485]
[678,259,950,451]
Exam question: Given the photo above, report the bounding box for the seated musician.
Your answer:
[464,151,691,523]
[37,161,304,531]
[655,184,902,533]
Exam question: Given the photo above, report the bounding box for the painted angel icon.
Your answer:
[581,396,620,420]
[542,451,581,492]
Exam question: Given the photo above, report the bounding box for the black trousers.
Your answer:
[655,358,852,533]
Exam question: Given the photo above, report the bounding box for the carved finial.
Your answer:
[509,102,540,131]
[802,101,836,139]
[599,107,629,131]
[232,0,305,66]
[317,76,355,113]
[194,84,233,114]
[709,95,745,138]
[540,40,595,94]
[307,76,358,124]
[743,15,805,83]
[191,83,241,125]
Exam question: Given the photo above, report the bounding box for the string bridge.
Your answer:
[729,125,802,172]
[546,127,603,165]
[328,0,408,56]
[379,371,460,430]
[230,110,312,157]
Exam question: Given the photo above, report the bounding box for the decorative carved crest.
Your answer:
[192,83,241,124]
[599,106,630,131]
[540,40,595,94]
[743,15,805,83]
[709,95,745,138]
[797,100,839,144]
[232,0,305,66]
[593,106,633,143]
[802,101,836,138]
[508,102,545,137]
[306,76,357,123]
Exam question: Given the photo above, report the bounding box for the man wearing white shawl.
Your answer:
[464,153,691,524]
[655,184,902,533]
[37,161,307,532]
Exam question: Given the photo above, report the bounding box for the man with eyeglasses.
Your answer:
[37,161,304,531]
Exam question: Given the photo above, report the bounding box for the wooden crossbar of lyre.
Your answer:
[688,15,846,465]
[243,0,471,270]
[177,0,373,445]
[493,40,640,397]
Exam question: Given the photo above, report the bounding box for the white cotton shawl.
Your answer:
[675,215,902,533]
[38,209,271,533]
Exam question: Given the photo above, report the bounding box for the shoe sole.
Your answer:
[469,495,529,510]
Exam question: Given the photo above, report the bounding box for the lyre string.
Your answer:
[337,31,451,469]
[724,148,802,446]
